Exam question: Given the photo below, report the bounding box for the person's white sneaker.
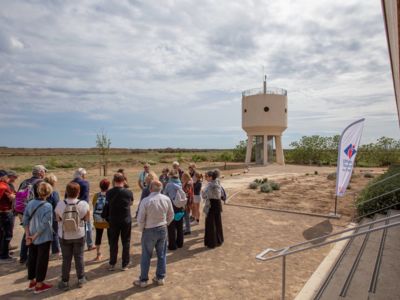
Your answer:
[152,277,165,286]
[190,220,199,226]
[133,280,149,288]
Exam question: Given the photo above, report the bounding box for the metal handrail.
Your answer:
[366,172,400,188]
[354,200,400,221]
[242,87,287,97]
[355,187,400,207]
[256,214,400,300]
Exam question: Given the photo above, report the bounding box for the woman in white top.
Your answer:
[55,182,90,291]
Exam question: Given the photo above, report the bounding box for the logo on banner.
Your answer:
[344,144,357,159]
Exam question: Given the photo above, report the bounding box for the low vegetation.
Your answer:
[356,165,400,217]
[249,178,280,193]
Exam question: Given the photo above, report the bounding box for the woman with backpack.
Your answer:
[202,170,224,249]
[92,178,110,261]
[22,182,53,294]
[55,182,90,291]
[163,169,185,250]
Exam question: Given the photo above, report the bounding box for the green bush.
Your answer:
[192,154,207,163]
[356,165,400,217]
[260,183,272,193]
[327,173,336,180]
[286,135,399,166]
[233,140,247,162]
[249,182,259,189]
[269,181,280,190]
[254,178,268,185]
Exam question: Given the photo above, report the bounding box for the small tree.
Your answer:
[219,151,234,170]
[96,130,111,176]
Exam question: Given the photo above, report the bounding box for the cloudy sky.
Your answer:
[0,0,398,148]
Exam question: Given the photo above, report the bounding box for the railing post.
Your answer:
[282,256,286,300]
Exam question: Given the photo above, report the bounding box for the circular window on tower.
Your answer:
[264,106,269,112]
[244,109,247,113]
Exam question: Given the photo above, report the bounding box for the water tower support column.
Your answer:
[245,135,253,164]
[263,134,269,165]
[275,135,285,165]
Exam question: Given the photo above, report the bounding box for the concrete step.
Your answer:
[342,214,387,300]
[368,210,400,300]
[316,217,374,300]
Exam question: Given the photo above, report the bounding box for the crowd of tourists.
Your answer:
[0,161,226,293]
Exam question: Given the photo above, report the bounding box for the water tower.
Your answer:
[242,77,288,165]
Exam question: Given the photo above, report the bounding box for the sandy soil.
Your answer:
[0,164,385,299]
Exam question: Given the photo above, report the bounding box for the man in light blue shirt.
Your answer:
[134,180,174,288]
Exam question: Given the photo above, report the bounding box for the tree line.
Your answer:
[225,136,400,167]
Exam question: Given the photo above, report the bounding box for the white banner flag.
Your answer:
[336,118,365,197]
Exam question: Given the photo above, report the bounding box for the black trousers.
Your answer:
[27,241,51,282]
[109,222,131,267]
[204,199,224,248]
[60,237,85,282]
[167,218,184,250]
[95,228,110,246]
[0,212,14,259]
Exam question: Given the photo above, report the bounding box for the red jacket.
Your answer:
[0,181,13,211]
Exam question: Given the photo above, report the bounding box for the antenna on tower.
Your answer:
[263,68,267,94]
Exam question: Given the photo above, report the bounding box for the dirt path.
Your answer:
[0,164,384,299]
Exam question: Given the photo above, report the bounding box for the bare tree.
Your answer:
[96,130,111,176]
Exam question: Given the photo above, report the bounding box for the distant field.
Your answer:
[0,147,228,172]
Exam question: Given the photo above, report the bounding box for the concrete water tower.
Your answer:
[242,76,288,165]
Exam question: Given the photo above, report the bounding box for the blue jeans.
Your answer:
[140,226,167,282]
[0,212,14,259]
[85,221,94,248]
[184,211,191,233]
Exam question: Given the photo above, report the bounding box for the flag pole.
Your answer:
[334,195,338,216]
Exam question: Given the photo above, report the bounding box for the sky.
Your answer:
[0,0,399,149]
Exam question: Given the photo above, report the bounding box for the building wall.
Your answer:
[382,0,400,124]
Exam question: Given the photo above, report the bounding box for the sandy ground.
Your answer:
[0,164,384,299]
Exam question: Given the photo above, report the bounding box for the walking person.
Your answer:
[134,180,174,287]
[106,173,134,271]
[71,168,95,251]
[0,171,16,262]
[23,182,53,294]
[172,161,184,180]
[188,163,196,178]
[92,178,110,261]
[163,170,185,250]
[181,173,193,235]
[55,182,90,290]
[116,169,129,188]
[17,165,47,265]
[137,163,150,191]
[44,174,61,258]
[191,172,203,226]
[159,168,169,191]
[135,171,157,218]
[202,170,224,249]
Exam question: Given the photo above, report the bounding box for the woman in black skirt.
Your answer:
[202,170,224,248]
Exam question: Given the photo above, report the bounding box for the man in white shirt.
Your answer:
[134,180,174,288]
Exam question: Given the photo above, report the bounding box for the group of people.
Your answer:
[0,161,225,293]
